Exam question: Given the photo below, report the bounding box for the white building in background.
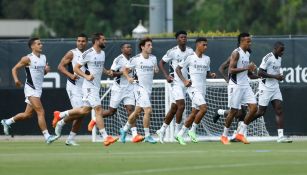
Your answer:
[132,20,148,39]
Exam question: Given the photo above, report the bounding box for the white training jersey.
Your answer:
[229,47,250,86]
[77,47,105,90]
[110,54,133,91]
[126,53,157,94]
[162,46,194,85]
[24,52,46,90]
[179,52,211,92]
[66,48,84,89]
[259,52,282,91]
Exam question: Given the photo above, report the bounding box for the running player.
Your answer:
[251,41,292,143]
[120,37,159,144]
[53,32,118,146]
[54,33,88,146]
[1,38,58,144]
[221,32,257,145]
[156,30,194,143]
[175,37,216,145]
[87,43,144,143]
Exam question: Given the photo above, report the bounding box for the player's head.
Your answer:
[237,32,251,51]
[195,37,208,53]
[121,43,132,56]
[28,37,42,52]
[92,32,106,49]
[76,33,88,51]
[139,37,152,54]
[273,41,285,57]
[175,30,187,45]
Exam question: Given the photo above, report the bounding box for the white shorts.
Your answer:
[228,85,257,109]
[170,83,187,104]
[187,87,206,110]
[24,84,42,105]
[134,84,151,108]
[66,86,83,108]
[82,88,101,108]
[258,88,283,106]
[109,88,135,108]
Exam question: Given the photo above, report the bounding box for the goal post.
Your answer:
[91,79,272,142]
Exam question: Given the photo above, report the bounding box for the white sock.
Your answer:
[278,129,284,138]
[222,127,229,137]
[231,130,237,139]
[58,119,66,126]
[67,131,77,141]
[239,123,247,135]
[42,130,51,140]
[175,123,181,136]
[123,122,131,132]
[190,122,198,133]
[99,128,108,139]
[59,111,69,118]
[5,118,15,125]
[131,127,138,137]
[218,109,225,116]
[160,123,168,133]
[177,125,188,137]
[144,128,150,137]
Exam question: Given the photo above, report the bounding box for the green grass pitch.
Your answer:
[1,140,307,175]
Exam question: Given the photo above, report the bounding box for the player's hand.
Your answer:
[166,75,174,83]
[15,80,23,88]
[127,77,134,84]
[275,74,285,81]
[183,79,192,87]
[210,72,216,78]
[86,74,94,81]
[106,70,113,77]
[247,62,257,72]
[44,64,51,73]
[70,74,79,80]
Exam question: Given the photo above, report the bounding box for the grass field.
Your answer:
[1,139,307,175]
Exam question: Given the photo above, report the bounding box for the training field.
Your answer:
[0,139,307,175]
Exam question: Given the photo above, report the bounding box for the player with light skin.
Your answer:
[54,33,88,146]
[53,33,118,146]
[120,37,159,144]
[156,30,194,143]
[87,43,144,143]
[1,38,58,144]
[249,41,292,143]
[221,32,258,145]
[175,37,216,145]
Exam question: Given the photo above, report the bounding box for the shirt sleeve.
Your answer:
[259,55,270,70]
[125,57,136,69]
[110,57,121,71]
[78,52,90,66]
[178,55,191,68]
[162,49,173,63]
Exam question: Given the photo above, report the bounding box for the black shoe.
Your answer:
[230,138,238,142]
[213,108,221,123]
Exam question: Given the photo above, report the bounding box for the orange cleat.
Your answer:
[220,136,230,145]
[132,134,144,143]
[52,111,61,128]
[235,134,250,144]
[103,136,119,146]
[88,120,96,132]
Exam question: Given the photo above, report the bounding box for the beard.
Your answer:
[99,43,105,49]
[247,48,252,53]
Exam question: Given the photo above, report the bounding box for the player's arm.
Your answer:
[73,63,94,81]
[12,56,30,88]
[219,57,230,82]
[176,65,191,87]
[248,70,260,79]
[229,51,256,74]
[123,66,134,83]
[207,71,216,78]
[57,51,78,80]
[110,70,122,77]
[159,59,173,83]
[103,68,113,77]
[258,68,284,81]
[44,62,50,75]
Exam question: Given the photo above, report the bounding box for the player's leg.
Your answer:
[143,106,156,143]
[156,102,177,143]
[124,104,143,142]
[1,104,34,135]
[120,106,142,143]
[175,108,198,145]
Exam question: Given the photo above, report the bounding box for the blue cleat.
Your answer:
[144,135,157,144]
[46,135,58,144]
[119,128,127,143]
[1,120,10,135]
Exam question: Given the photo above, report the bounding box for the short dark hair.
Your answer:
[78,33,88,40]
[195,37,207,43]
[28,37,40,49]
[91,32,104,44]
[237,32,250,46]
[274,41,284,49]
[138,37,152,51]
[175,30,187,38]
[120,43,130,49]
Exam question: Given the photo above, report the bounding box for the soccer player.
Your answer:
[156,30,194,143]
[53,32,118,146]
[0,38,58,144]
[251,41,292,143]
[175,37,216,145]
[221,32,257,145]
[87,43,144,143]
[120,37,159,144]
[54,33,88,146]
